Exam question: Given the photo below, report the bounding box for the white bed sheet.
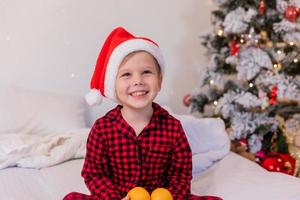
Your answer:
[0,159,88,200]
[0,166,52,199]
[1,153,300,200]
[192,152,300,200]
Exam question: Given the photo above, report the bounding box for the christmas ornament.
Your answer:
[230,40,239,56]
[285,6,300,22]
[260,153,296,175]
[151,188,173,200]
[255,150,267,162]
[128,187,151,200]
[259,1,265,15]
[238,138,248,148]
[183,94,191,107]
[268,84,278,105]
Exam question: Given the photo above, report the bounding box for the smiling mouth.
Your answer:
[130,91,149,97]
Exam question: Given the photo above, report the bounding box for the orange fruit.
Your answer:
[151,188,173,200]
[128,186,151,200]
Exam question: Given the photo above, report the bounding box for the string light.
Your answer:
[277,50,282,54]
[217,29,224,36]
[277,63,282,69]
[289,41,295,46]
[293,58,298,63]
[213,101,218,105]
[273,63,282,70]
[210,80,214,84]
[249,83,254,88]
[240,34,246,43]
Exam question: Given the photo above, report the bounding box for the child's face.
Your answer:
[115,51,162,110]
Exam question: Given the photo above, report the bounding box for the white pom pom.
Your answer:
[85,89,103,106]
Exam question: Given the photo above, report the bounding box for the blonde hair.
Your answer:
[120,50,161,74]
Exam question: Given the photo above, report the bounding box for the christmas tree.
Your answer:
[188,0,300,175]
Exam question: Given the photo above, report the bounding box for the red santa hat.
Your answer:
[85,27,165,106]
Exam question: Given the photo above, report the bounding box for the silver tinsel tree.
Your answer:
[189,0,300,157]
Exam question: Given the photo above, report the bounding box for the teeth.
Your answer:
[131,91,147,96]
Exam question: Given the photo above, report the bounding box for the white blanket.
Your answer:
[0,115,230,172]
[0,128,89,169]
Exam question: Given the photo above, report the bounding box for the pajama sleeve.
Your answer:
[167,123,193,200]
[81,121,121,200]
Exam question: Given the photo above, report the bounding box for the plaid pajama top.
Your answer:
[82,103,193,200]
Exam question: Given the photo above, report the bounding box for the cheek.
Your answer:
[115,81,127,94]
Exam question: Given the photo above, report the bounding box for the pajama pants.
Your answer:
[63,192,223,200]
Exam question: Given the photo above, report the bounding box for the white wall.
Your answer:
[0,0,215,125]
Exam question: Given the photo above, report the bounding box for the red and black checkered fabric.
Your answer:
[63,103,222,200]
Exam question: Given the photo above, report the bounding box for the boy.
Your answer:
[64,27,221,200]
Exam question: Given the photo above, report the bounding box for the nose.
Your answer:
[132,74,143,86]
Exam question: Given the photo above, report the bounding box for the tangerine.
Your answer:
[151,188,173,200]
[128,186,151,200]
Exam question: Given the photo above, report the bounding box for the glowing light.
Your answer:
[217,29,224,36]
[293,58,298,63]
[240,39,245,43]
[289,41,294,46]
[210,80,214,84]
[249,83,254,88]
[70,73,75,78]
[213,101,218,105]
[273,64,278,68]
[277,50,282,54]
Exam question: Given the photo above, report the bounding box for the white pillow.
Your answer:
[176,115,230,155]
[174,114,231,174]
[0,85,87,135]
[162,106,230,174]
[163,106,230,155]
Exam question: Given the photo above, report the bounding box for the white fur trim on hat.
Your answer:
[104,39,165,101]
[85,88,103,106]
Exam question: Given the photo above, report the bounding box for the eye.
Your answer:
[120,72,131,78]
[143,70,153,74]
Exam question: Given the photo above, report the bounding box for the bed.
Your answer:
[1,85,300,200]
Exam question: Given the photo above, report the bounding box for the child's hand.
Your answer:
[121,194,129,200]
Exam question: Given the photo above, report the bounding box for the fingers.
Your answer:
[121,194,129,200]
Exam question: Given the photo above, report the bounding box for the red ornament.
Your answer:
[285,6,300,22]
[255,150,267,161]
[183,94,191,107]
[259,1,265,15]
[230,40,239,56]
[260,153,296,175]
[268,84,278,105]
[238,138,248,148]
